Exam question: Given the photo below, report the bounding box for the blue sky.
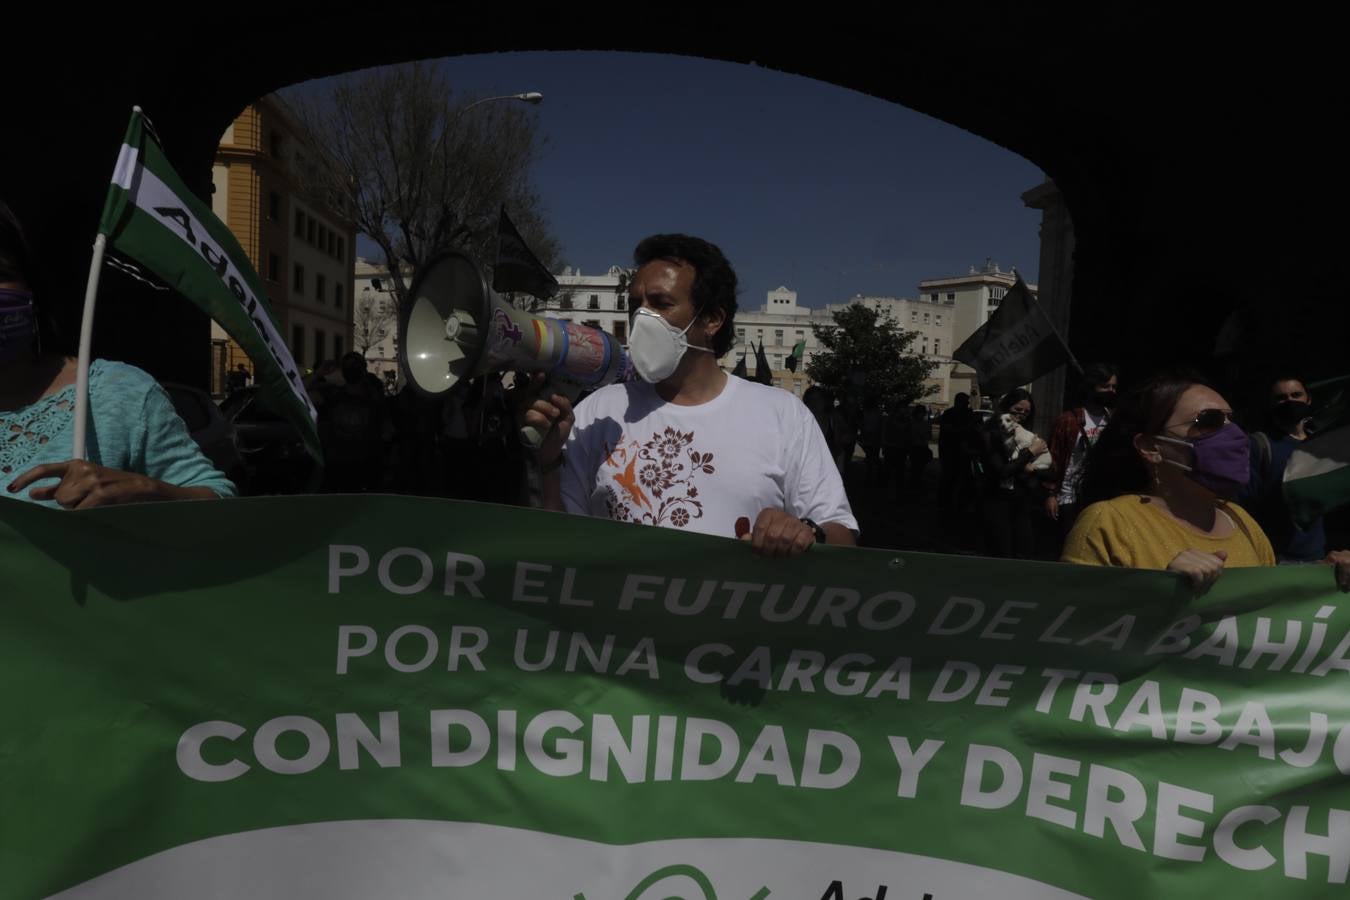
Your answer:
[329,51,1045,310]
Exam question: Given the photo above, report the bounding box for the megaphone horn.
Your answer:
[399,251,632,446]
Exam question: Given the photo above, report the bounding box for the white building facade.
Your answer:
[550,266,631,343]
[351,259,396,380]
[917,260,1038,401]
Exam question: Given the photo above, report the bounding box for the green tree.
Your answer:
[806,305,936,410]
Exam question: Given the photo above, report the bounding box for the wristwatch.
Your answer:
[800,517,827,544]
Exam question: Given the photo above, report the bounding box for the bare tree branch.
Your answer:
[285,62,561,311]
[352,289,398,356]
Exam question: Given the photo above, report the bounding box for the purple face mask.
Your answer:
[0,288,37,363]
[1155,421,1250,499]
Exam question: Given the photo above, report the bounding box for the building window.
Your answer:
[911,311,918,322]
[559,295,573,310]
[294,210,304,238]
[923,312,930,323]
[934,339,941,355]
[930,293,939,303]
[267,192,280,222]
[337,237,345,263]
[307,218,316,245]
[736,328,746,342]
[588,294,600,310]
[293,263,304,293]
[334,282,343,309]
[614,320,626,342]
[615,295,626,310]
[267,252,279,282]
[774,329,783,346]
[795,330,804,340]
[935,315,943,326]
[316,273,327,303]
[314,330,326,364]
[291,324,304,363]
[327,232,336,258]
[946,292,956,302]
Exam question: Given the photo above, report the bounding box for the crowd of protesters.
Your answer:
[2,196,1345,592]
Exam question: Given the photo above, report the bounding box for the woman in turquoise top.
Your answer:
[0,200,236,508]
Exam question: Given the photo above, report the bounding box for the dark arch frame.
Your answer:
[4,11,1341,396]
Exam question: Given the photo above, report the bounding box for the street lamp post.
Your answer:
[462,92,544,113]
[434,91,543,158]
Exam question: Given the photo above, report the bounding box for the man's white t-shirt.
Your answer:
[560,375,858,539]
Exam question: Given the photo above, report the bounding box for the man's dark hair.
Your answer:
[1078,362,1119,404]
[1267,373,1308,394]
[633,234,738,356]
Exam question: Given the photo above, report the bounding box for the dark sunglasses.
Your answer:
[1165,408,1232,435]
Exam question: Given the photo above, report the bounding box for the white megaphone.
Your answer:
[399,251,633,448]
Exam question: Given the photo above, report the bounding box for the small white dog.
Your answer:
[1000,413,1052,471]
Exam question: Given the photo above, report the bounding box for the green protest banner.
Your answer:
[1,494,1347,899]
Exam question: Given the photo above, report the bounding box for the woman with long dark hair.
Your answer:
[1063,372,1349,592]
[0,200,236,508]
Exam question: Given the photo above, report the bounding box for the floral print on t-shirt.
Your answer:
[599,426,716,529]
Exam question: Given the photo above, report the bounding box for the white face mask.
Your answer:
[627,307,713,383]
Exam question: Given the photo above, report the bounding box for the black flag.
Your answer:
[951,275,1078,397]
[731,347,749,379]
[754,341,775,385]
[492,205,559,299]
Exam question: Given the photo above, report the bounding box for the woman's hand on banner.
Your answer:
[1327,549,1350,593]
[7,460,216,508]
[1166,548,1227,593]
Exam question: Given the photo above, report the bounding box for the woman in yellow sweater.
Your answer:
[1062,373,1349,592]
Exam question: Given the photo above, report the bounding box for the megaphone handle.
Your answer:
[520,420,552,451]
[519,378,581,451]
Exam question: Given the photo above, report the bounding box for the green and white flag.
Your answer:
[98,107,321,462]
[1285,374,1350,527]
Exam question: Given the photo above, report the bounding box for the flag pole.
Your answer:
[71,232,108,460]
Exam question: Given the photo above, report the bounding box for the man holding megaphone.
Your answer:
[520,234,857,557]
